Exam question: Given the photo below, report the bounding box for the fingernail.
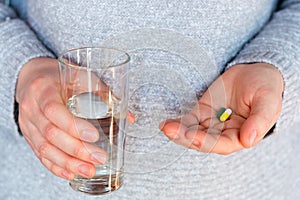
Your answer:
[78,165,91,177]
[81,130,99,142]
[249,129,257,147]
[90,152,107,164]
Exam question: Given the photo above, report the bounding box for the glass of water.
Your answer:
[58,47,130,195]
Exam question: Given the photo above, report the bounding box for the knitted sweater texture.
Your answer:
[0,0,300,199]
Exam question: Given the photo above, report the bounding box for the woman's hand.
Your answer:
[15,57,108,180]
[159,63,284,154]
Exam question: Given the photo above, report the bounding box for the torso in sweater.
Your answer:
[8,1,300,199]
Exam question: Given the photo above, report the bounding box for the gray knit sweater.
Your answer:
[1,0,300,199]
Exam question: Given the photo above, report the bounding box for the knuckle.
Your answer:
[19,98,31,113]
[73,145,86,158]
[257,115,272,130]
[41,158,60,177]
[43,101,57,118]
[40,157,48,167]
[30,76,46,91]
[40,157,51,168]
[43,123,57,142]
[49,165,58,176]
[64,158,78,173]
[64,159,73,172]
[27,76,47,95]
[38,142,51,157]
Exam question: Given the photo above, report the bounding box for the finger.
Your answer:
[127,111,135,124]
[159,104,223,142]
[185,128,244,154]
[37,87,100,143]
[182,103,216,127]
[38,141,96,178]
[239,91,282,148]
[159,119,187,141]
[41,158,75,180]
[160,119,243,154]
[159,106,205,133]
[45,126,108,165]
[19,96,101,166]
[159,120,204,150]
[19,110,42,158]
[158,108,211,147]
[159,119,198,151]
[24,121,98,178]
[29,109,108,165]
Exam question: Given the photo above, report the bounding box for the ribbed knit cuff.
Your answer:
[227,51,300,135]
[0,18,54,140]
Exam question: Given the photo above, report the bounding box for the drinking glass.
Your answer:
[58,47,130,195]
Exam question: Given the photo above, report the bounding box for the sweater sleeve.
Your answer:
[0,3,54,140]
[227,0,300,134]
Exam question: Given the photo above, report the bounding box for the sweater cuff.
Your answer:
[227,51,300,135]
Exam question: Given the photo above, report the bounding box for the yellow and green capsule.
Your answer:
[217,107,226,119]
[217,107,232,122]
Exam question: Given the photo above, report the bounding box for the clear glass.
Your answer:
[58,47,130,195]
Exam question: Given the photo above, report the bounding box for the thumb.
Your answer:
[239,91,282,148]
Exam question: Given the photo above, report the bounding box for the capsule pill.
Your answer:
[217,107,226,119]
[218,108,232,122]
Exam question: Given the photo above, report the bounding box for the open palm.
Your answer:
[159,63,284,155]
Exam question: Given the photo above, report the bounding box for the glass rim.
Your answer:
[58,46,130,70]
